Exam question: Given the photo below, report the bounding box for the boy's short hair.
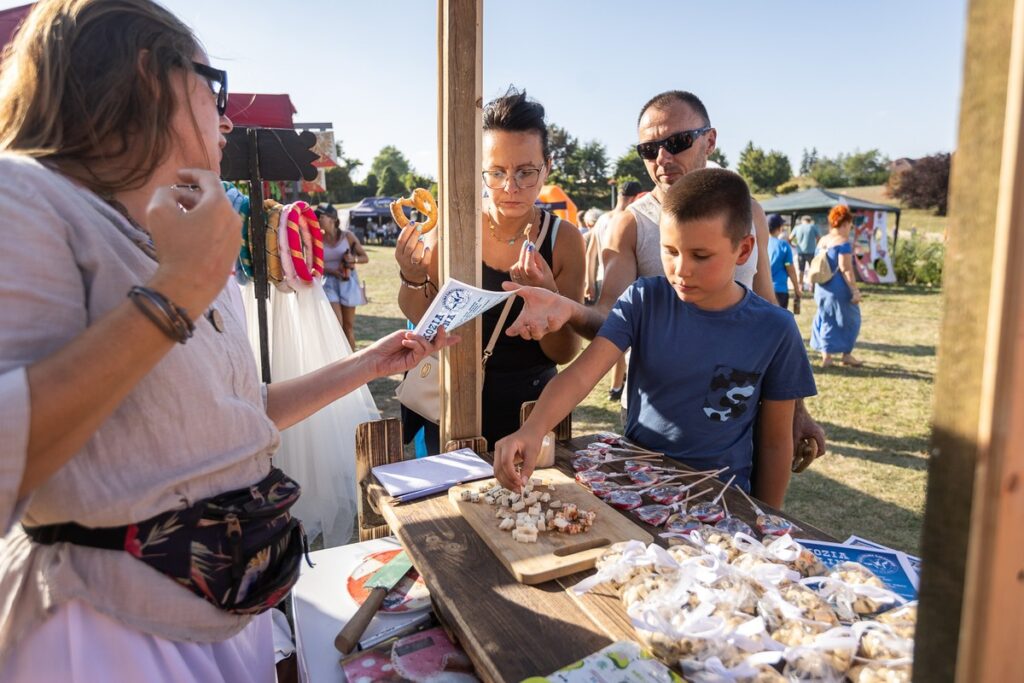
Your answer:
[662,168,753,246]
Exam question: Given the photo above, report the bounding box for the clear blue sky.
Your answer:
[2,0,967,181]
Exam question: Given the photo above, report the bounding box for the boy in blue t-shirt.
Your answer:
[767,214,802,312]
[494,169,817,508]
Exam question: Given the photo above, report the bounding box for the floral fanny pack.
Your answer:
[24,467,311,615]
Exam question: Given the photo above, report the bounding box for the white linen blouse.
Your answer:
[0,154,281,665]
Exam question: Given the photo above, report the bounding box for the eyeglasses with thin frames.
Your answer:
[481,166,545,190]
[191,61,228,117]
[635,126,711,161]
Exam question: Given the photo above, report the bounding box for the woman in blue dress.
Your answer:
[811,204,864,367]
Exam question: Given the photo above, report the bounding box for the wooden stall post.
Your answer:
[436,0,484,451]
[354,418,404,541]
[914,0,1024,680]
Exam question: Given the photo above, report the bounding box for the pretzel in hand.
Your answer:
[390,188,438,233]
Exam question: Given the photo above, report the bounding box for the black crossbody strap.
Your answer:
[24,520,128,550]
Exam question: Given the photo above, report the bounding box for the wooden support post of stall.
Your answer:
[915,0,1024,680]
[436,0,484,450]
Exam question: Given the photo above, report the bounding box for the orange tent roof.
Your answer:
[535,184,578,226]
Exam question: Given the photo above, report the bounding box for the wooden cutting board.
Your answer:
[448,468,653,585]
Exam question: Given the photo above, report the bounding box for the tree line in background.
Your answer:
[315,133,951,217]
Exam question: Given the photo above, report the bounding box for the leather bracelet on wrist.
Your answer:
[128,285,195,344]
[399,271,428,289]
[399,271,437,297]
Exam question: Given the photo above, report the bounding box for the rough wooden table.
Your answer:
[367,435,836,683]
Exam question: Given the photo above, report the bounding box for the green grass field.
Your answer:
[353,245,936,554]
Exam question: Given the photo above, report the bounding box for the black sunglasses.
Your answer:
[191,61,228,116]
[635,126,711,161]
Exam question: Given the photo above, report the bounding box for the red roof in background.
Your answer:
[0,4,32,53]
[226,93,297,129]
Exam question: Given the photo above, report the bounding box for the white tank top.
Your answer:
[627,192,758,288]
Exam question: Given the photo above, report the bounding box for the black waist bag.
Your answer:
[24,467,310,615]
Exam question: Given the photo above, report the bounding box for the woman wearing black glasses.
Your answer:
[396,87,585,452]
[0,1,452,679]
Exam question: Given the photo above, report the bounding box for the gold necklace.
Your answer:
[487,208,535,246]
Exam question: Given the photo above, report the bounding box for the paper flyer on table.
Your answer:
[845,534,922,579]
[372,448,493,502]
[797,538,919,601]
[413,278,515,342]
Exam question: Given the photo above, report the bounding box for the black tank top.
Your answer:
[480,210,558,373]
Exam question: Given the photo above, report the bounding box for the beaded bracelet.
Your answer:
[127,286,195,344]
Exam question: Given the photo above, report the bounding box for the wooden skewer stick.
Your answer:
[615,438,662,455]
[588,442,664,457]
[679,487,712,508]
[709,475,737,506]
[735,486,766,517]
[677,470,727,492]
[619,473,689,492]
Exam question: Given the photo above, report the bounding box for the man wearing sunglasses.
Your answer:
[503,89,826,465]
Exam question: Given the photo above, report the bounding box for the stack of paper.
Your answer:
[372,448,493,503]
[797,536,921,601]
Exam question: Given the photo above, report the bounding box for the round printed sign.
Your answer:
[346,549,431,613]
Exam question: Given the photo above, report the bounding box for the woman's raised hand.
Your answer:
[508,239,556,291]
[146,168,239,317]
[395,222,435,282]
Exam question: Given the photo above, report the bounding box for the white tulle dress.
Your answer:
[238,280,379,547]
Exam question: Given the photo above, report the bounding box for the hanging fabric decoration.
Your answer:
[283,201,324,286]
[263,199,288,290]
[277,203,298,291]
[222,182,253,282]
[236,280,380,548]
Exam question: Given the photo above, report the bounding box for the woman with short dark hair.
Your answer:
[0,1,451,678]
[395,87,585,452]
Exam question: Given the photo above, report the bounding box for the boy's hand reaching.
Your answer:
[493,428,544,492]
[502,283,574,340]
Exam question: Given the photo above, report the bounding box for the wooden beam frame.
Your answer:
[954,0,1024,678]
[436,0,484,449]
[915,0,1023,679]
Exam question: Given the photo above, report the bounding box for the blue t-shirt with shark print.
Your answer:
[598,277,817,492]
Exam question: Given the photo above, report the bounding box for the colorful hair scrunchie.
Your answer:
[283,201,324,284]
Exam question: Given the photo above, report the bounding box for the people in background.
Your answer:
[811,205,863,367]
[318,203,368,350]
[768,214,801,313]
[579,207,601,239]
[790,214,821,291]
[585,180,643,399]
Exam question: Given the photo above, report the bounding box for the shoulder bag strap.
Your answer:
[482,210,551,369]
